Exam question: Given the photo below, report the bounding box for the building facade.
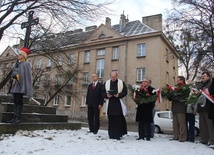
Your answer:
[0,14,179,121]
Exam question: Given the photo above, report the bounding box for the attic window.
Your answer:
[6,53,9,57]
[99,34,106,39]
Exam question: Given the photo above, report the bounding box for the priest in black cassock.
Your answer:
[102,71,127,140]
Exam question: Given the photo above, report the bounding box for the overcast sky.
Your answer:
[0,0,172,54]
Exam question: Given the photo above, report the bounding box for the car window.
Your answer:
[158,113,169,119]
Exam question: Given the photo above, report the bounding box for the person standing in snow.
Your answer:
[7,47,33,125]
[86,73,104,134]
[102,71,127,140]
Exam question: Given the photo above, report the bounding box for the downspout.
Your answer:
[124,38,128,104]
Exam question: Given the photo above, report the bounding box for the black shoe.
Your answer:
[12,117,21,125]
[146,138,151,141]
[87,131,94,133]
[93,131,97,134]
[116,137,121,140]
[136,137,144,140]
[6,117,15,123]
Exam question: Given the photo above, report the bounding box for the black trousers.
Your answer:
[186,113,195,142]
[13,93,24,105]
[138,121,151,139]
[87,106,100,133]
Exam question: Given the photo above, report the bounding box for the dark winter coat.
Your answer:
[197,80,211,113]
[136,85,155,123]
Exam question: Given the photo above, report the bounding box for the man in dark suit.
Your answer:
[86,73,104,134]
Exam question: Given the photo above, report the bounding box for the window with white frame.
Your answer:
[44,95,49,105]
[65,95,71,106]
[85,51,90,63]
[113,47,119,59]
[56,74,62,85]
[37,58,43,68]
[46,58,52,67]
[97,49,105,56]
[83,72,89,84]
[5,63,9,69]
[53,95,59,106]
[137,67,146,82]
[69,54,75,65]
[97,59,104,78]
[28,60,33,68]
[81,95,86,107]
[44,75,50,86]
[137,43,146,57]
[57,55,62,66]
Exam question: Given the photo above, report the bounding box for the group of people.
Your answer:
[86,71,156,140]
[171,72,214,145]
[8,47,214,145]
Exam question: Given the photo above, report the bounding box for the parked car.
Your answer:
[154,111,200,136]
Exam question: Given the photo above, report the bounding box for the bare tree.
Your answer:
[164,0,214,80]
[0,0,112,42]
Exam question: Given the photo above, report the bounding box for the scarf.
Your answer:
[105,79,127,116]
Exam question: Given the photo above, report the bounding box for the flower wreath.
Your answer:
[128,84,158,105]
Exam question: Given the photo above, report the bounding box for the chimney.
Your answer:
[142,14,162,31]
[85,25,97,31]
[119,14,126,32]
[73,29,83,33]
[105,17,111,28]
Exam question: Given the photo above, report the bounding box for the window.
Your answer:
[56,74,62,85]
[53,95,59,106]
[44,95,49,105]
[83,72,89,84]
[57,55,62,66]
[46,59,52,67]
[44,75,50,86]
[137,68,146,82]
[5,63,9,69]
[0,65,2,72]
[166,71,169,84]
[113,47,119,60]
[81,95,86,107]
[37,59,42,68]
[69,54,75,65]
[35,77,40,86]
[166,48,169,63]
[97,49,105,56]
[29,60,33,68]
[85,51,90,63]
[137,43,146,57]
[65,95,71,106]
[97,59,104,78]
[68,77,73,85]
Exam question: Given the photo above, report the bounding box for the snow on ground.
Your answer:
[0,128,213,155]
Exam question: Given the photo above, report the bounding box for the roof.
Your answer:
[32,20,157,50]
[112,20,156,36]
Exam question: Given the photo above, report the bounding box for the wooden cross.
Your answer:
[21,11,39,48]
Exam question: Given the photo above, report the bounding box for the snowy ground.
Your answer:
[0,128,213,155]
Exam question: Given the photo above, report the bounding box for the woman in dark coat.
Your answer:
[136,78,156,141]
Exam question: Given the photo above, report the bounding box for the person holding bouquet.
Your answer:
[170,76,189,142]
[197,71,214,145]
[135,78,156,141]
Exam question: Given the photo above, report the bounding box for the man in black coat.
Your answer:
[86,73,104,134]
[102,71,127,140]
[136,78,156,141]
